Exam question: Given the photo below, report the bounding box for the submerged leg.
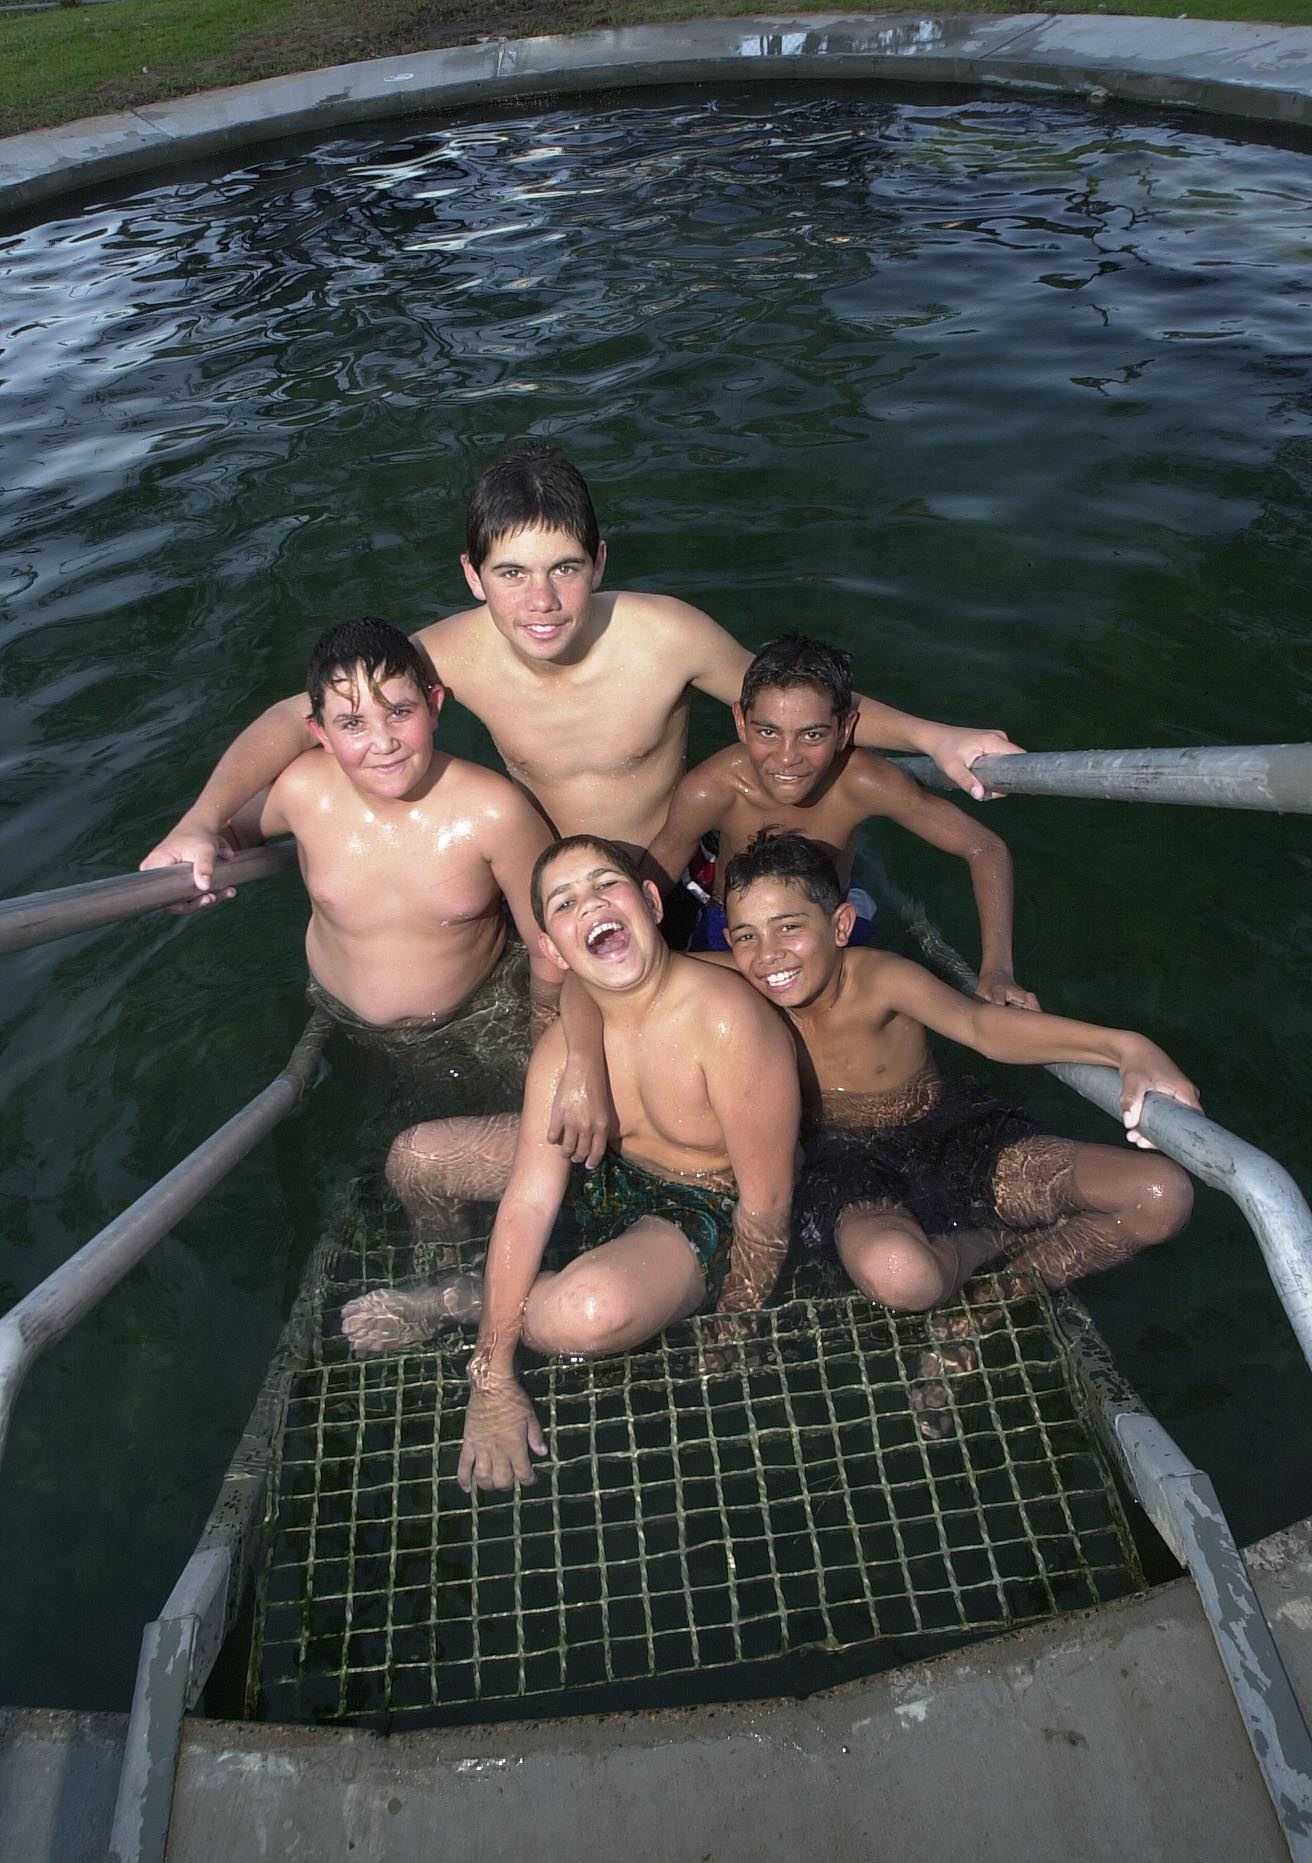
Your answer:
[835,1202,1002,1312]
[385,1113,519,1258]
[990,1136,1194,1289]
[342,1274,485,1356]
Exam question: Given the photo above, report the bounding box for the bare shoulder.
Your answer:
[673,952,789,1041]
[841,747,920,806]
[841,945,939,1012]
[613,588,716,632]
[413,606,484,683]
[271,746,334,812]
[610,590,744,677]
[443,756,551,834]
[680,744,743,804]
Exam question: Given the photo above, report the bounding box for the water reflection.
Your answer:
[0,88,1309,1711]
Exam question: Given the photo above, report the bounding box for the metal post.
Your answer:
[0,1014,327,1474]
[896,904,1312,1380]
[896,743,1312,812]
[0,840,298,956]
[1062,1300,1312,1860]
[106,1244,329,1863]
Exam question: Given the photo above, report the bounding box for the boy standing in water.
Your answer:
[341,836,800,1496]
[140,443,1023,897]
[719,832,1198,1317]
[233,618,562,1049]
[648,633,1037,1007]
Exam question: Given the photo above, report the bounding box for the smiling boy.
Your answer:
[720,832,1199,1313]
[340,834,800,1494]
[648,633,1036,1007]
[237,617,561,1036]
[141,443,1022,898]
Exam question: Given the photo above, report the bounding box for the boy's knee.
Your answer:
[1138,1159,1194,1244]
[838,1211,950,1311]
[536,1269,637,1357]
[385,1126,426,1195]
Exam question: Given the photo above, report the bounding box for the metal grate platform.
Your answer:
[249,1282,1143,1729]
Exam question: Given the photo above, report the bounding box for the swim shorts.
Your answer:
[792,1074,1036,1252]
[688,885,877,953]
[568,1151,737,1296]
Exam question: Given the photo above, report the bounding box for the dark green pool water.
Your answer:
[1,85,1309,1714]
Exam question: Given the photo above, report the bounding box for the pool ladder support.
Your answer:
[0,839,298,956]
[897,742,1312,812]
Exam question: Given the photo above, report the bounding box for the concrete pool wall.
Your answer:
[3,13,1312,219]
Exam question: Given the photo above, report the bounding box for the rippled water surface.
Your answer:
[2,88,1310,1710]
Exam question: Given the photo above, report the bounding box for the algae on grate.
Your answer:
[250,1282,1143,1728]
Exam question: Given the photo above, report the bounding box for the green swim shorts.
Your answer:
[568,1151,737,1297]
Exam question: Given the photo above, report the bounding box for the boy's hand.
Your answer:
[1120,1057,1203,1150]
[547,1052,614,1168]
[923,726,1025,801]
[458,1376,547,1493]
[975,968,1041,1012]
[139,822,237,912]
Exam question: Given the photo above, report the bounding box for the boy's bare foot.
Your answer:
[341,1274,484,1357]
[910,1342,975,1440]
[928,1265,1029,1345]
[910,1376,955,1440]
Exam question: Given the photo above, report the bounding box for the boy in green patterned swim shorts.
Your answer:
[342,834,801,1496]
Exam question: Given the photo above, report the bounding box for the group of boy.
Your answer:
[145,442,1201,1497]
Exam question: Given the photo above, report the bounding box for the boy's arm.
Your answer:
[879,955,1202,1147]
[701,983,801,1312]
[549,973,614,1168]
[849,756,1037,1008]
[459,1034,572,1494]
[484,790,563,1036]
[675,604,1023,800]
[646,765,729,893]
[140,695,318,897]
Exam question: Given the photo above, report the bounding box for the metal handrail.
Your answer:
[910,919,1312,1379]
[0,1013,328,1475]
[897,743,1312,812]
[1050,1062,1312,1374]
[0,840,298,957]
[108,1227,332,1863]
[1061,1297,1312,1860]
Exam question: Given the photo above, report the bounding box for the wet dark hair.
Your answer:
[465,441,601,569]
[530,834,644,932]
[723,830,844,917]
[738,633,854,718]
[306,617,434,721]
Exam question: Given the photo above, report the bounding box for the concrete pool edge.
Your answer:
[4,12,1312,218]
[8,1516,1312,1861]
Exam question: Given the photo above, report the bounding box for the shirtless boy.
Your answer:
[720,832,1199,1316]
[340,835,800,1495]
[648,633,1037,1008]
[237,617,561,1038]
[141,443,1022,899]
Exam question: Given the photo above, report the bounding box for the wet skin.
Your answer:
[251,665,560,1026]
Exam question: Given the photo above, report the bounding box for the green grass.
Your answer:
[3,0,1312,137]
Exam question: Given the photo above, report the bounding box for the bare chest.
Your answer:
[465,660,690,785]
[800,1008,929,1097]
[604,1017,722,1152]
[298,818,499,929]
[720,783,861,874]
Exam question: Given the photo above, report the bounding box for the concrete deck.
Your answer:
[3,14,1312,220]
[5,1517,1312,1861]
